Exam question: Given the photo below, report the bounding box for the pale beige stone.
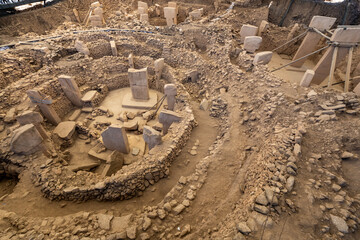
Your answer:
[240,24,258,43]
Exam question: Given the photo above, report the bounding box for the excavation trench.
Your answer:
[0,101,218,218]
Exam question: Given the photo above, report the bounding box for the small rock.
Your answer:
[330,214,349,233]
[255,192,268,206]
[126,226,137,240]
[254,204,269,215]
[173,204,185,215]
[236,222,251,235]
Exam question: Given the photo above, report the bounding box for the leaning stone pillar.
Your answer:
[26,90,61,126]
[58,75,83,107]
[164,84,177,111]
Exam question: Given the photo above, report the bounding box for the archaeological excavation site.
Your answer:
[1,0,360,239]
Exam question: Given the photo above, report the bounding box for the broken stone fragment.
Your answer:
[254,204,269,215]
[123,120,138,131]
[236,222,251,235]
[173,204,185,215]
[340,151,355,160]
[4,107,17,123]
[253,51,272,65]
[255,191,268,206]
[143,126,162,150]
[53,121,76,140]
[74,40,90,55]
[244,36,262,53]
[97,213,113,230]
[10,124,43,154]
[200,98,209,111]
[159,109,182,134]
[330,214,349,233]
[126,226,137,240]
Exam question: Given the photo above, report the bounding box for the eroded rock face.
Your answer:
[101,125,130,154]
[10,124,43,154]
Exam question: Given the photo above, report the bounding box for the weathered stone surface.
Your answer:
[173,204,185,215]
[128,68,149,100]
[126,226,137,240]
[74,40,90,55]
[101,125,130,154]
[82,90,98,103]
[123,120,138,131]
[236,222,251,235]
[110,40,117,56]
[300,70,315,87]
[4,107,16,123]
[97,214,113,230]
[286,176,295,191]
[330,214,349,233]
[27,90,61,125]
[111,214,132,233]
[240,24,258,42]
[164,84,177,111]
[244,36,262,53]
[58,75,83,107]
[10,124,43,154]
[16,111,43,125]
[159,109,182,134]
[142,217,151,231]
[200,98,209,110]
[254,204,269,215]
[255,192,268,206]
[253,51,272,65]
[143,126,162,150]
[164,7,177,26]
[53,121,76,140]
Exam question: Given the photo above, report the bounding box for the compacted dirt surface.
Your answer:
[1,0,360,240]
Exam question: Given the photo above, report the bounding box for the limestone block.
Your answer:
[128,68,149,100]
[143,126,162,150]
[138,1,148,12]
[16,111,43,125]
[164,7,177,26]
[159,110,181,134]
[53,121,76,140]
[253,51,273,65]
[309,16,336,31]
[154,58,164,73]
[186,70,199,82]
[189,9,202,21]
[258,20,269,36]
[10,124,43,154]
[164,84,177,111]
[168,2,178,14]
[58,75,83,107]
[244,36,262,53]
[300,70,315,87]
[110,41,117,56]
[94,7,103,18]
[90,15,103,27]
[82,90,99,106]
[138,7,146,15]
[140,13,149,23]
[240,24,258,43]
[101,125,130,154]
[74,40,90,55]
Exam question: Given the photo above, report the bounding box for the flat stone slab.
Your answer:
[82,90,98,102]
[88,143,113,162]
[122,92,158,110]
[53,121,76,140]
[68,161,100,172]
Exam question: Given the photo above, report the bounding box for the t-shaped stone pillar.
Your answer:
[164,7,177,27]
[164,84,177,111]
[159,109,181,135]
[101,125,130,154]
[128,68,150,100]
[143,126,162,150]
[154,58,164,89]
[27,90,61,126]
[58,75,83,107]
[16,111,48,139]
